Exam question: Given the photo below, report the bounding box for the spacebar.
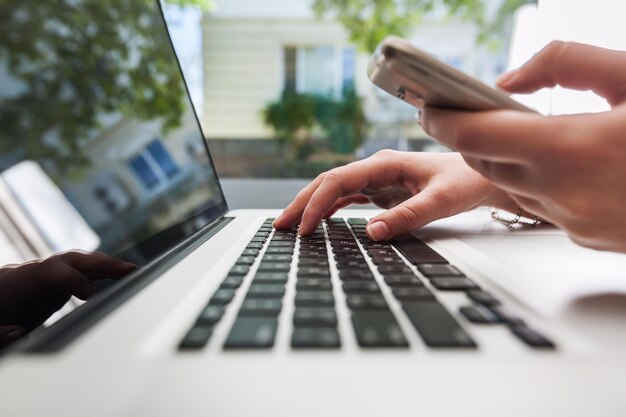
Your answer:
[402,302,476,348]
[392,234,448,264]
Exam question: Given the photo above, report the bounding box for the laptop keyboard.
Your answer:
[179,218,555,351]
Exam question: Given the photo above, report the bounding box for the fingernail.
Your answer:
[272,215,281,226]
[4,330,24,346]
[496,69,518,86]
[123,262,137,270]
[366,221,389,241]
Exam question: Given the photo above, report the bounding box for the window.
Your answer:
[283,46,356,97]
[147,140,179,178]
[128,139,179,191]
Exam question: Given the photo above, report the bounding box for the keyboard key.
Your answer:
[210,288,236,305]
[362,241,390,247]
[270,235,296,241]
[467,290,501,306]
[240,298,282,315]
[460,305,501,324]
[257,262,291,272]
[269,238,295,245]
[254,272,289,284]
[367,248,396,257]
[291,327,341,348]
[235,256,256,265]
[384,275,424,287]
[179,325,213,350]
[418,263,465,277]
[265,247,293,254]
[293,307,338,327]
[342,281,381,294]
[300,238,326,245]
[333,253,365,260]
[263,254,292,262]
[510,325,555,349]
[242,248,260,257]
[245,242,264,249]
[297,267,330,277]
[348,218,368,225]
[351,310,408,347]
[392,234,448,264]
[197,305,226,325]
[296,278,333,291]
[488,305,525,326]
[335,259,370,269]
[328,231,352,238]
[299,243,326,249]
[376,265,414,275]
[391,287,435,301]
[224,317,278,348]
[430,277,479,291]
[295,291,335,307]
[246,284,285,298]
[229,265,250,276]
[346,294,388,310]
[300,250,328,258]
[338,270,375,280]
[273,229,295,235]
[298,258,329,267]
[332,247,362,254]
[221,275,244,288]
[370,255,405,265]
[329,240,358,247]
[402,302,476,348]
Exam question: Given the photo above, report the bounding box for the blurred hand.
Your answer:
[274,151,517,240]
[421,41,626,252]
[0,251,136,346]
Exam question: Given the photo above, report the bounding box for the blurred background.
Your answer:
[2,0,624,265]
[163,0,531,182]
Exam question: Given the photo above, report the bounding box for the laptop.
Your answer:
[1,1,625,415]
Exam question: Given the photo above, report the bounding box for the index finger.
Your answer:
[297,156,402,235]
[275,154,399,234]
[421,107,558,162]
[498,41,626,105]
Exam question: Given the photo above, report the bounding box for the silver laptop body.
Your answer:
[0,1,625,416]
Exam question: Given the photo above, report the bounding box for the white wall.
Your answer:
[202,18,349,139]
[515,0,626,115]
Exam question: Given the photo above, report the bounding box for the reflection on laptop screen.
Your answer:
[0,0,226,268]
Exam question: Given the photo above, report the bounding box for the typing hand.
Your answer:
[274,151,514,240]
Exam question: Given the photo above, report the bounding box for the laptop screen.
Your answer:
[0,1,227,339]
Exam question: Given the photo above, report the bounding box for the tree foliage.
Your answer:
[166,0,215,12]
[0,0,203,176]
[263,88,367,174]
[311,0,536,52]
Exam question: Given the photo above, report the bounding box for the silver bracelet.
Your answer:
[489,207,541,230]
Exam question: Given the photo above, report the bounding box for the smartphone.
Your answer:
[367,36,533,112]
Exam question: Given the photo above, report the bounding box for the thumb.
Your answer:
[365,190,446,241]
[497,41,626,105]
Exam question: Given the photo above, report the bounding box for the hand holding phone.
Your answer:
[367,35,533,112]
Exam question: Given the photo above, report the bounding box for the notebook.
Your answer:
[0,1,625,416]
